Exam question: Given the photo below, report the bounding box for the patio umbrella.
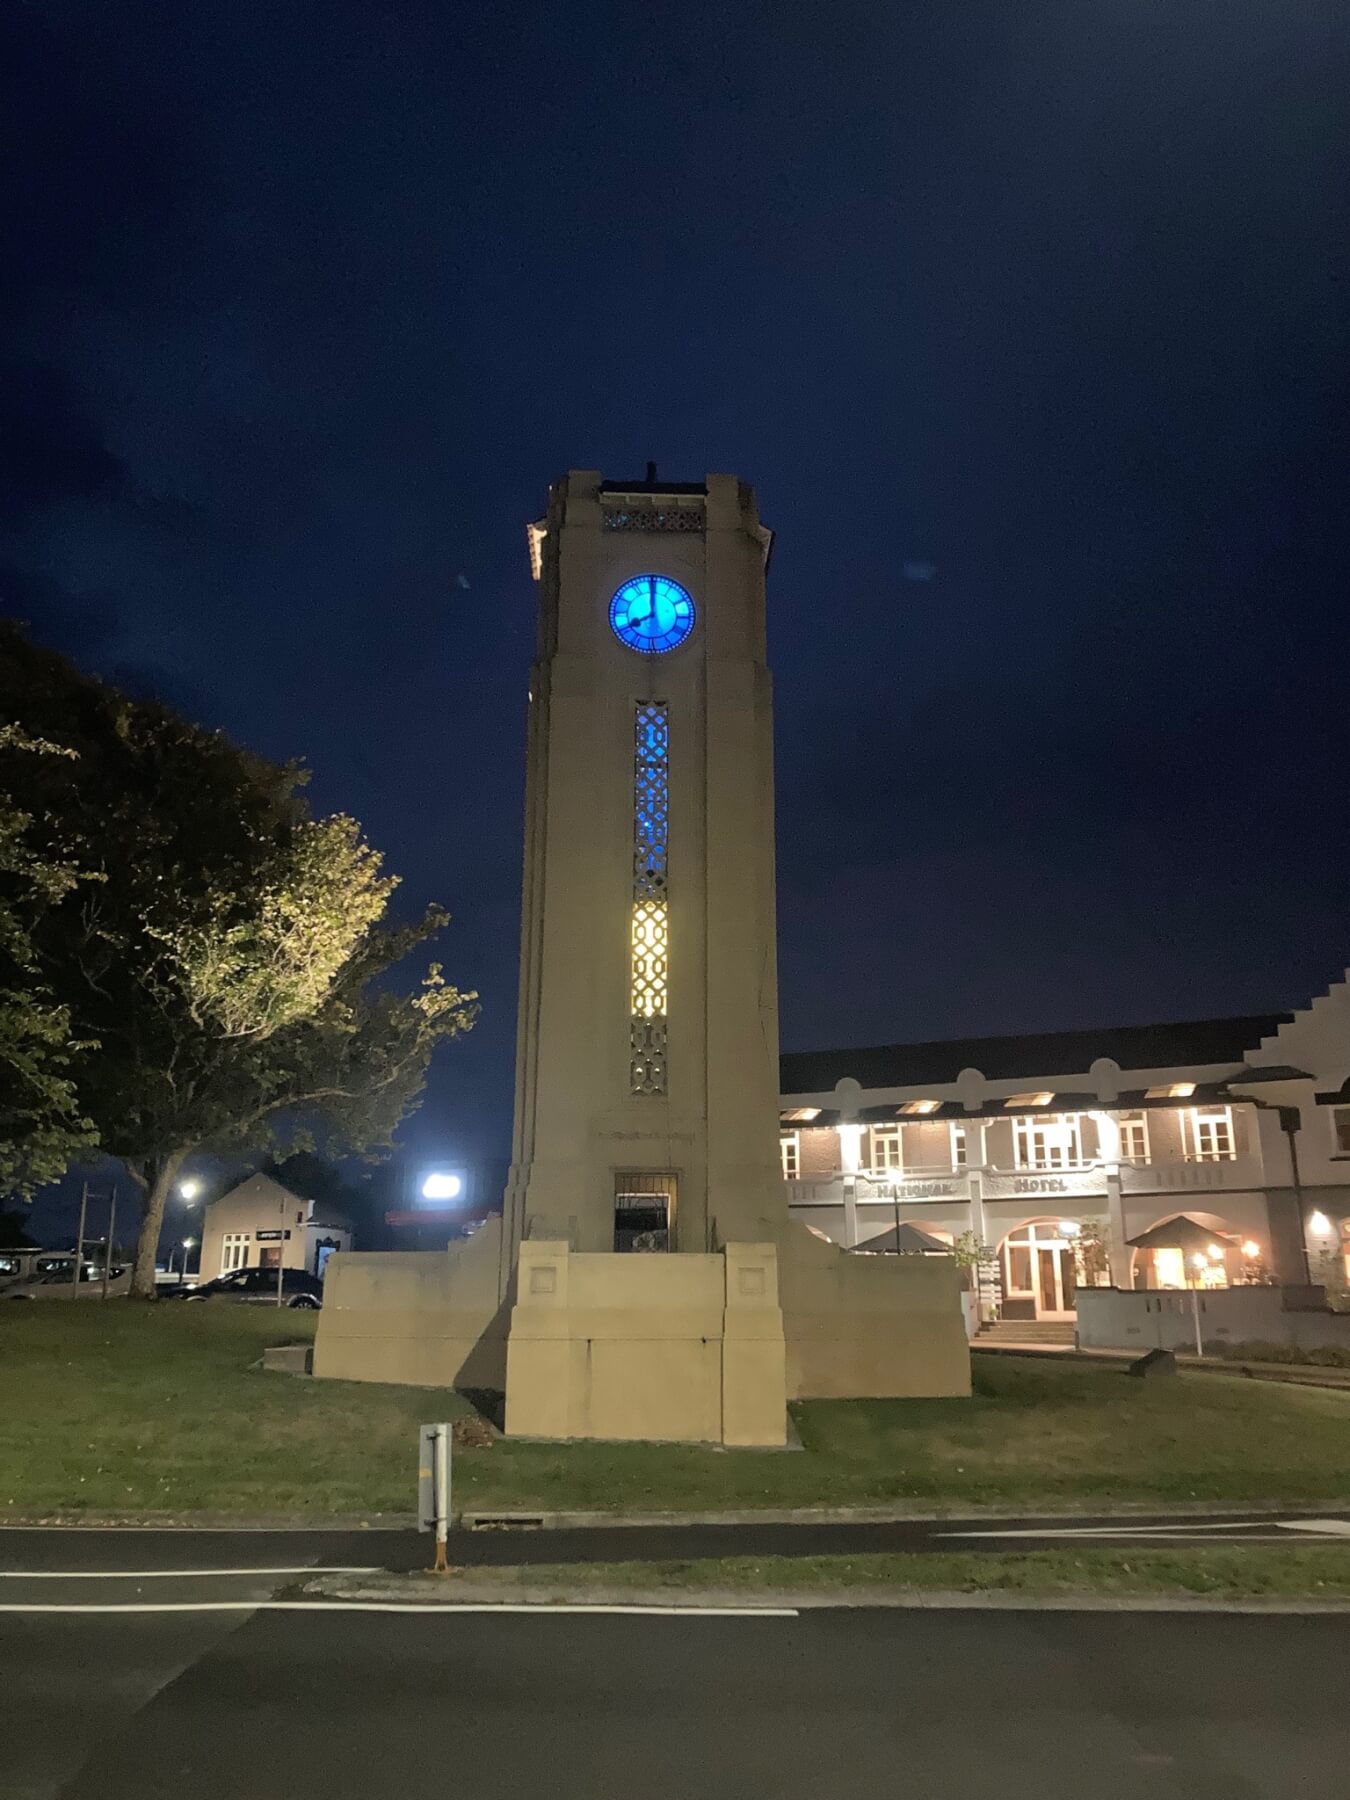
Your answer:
[1125,1216,1239,1255]
[850,1223,951,1255]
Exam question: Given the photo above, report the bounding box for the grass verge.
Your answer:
[4,1305,1350,1517]
[436,1547,1350,1603]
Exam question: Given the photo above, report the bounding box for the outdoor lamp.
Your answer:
[1309,1211,1333,1236]
[1206,1243,1224,1261]
[421,1172,463,1202]
[1241,1241,1260,1258]
[1190,1253,1207,1271]
[178,1178,202,1201]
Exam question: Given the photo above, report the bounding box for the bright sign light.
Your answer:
[421,1172,464,1202]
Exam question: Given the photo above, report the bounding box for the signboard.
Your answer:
[418,1422,452,1533]
[254,1229,291,1242]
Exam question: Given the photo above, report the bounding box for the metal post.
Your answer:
[276,1189,286,1307]
[433,1422,451,1574]
[1191,1284,1204,1358]
[892,1182,901,1252]
[102,1191,117,1300]
[73,1182,88,1297]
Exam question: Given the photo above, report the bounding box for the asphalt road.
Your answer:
[3,1507,1350,1589]
[6,1596,1350,1800]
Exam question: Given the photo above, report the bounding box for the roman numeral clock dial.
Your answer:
[608,574,695,654]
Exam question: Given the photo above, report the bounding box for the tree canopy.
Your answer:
[0,625,477,1292]
[0,724,98,1195]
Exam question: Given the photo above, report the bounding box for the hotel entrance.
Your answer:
[1000,1221,1079,1321]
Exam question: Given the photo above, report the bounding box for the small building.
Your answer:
[779,971,1350,1324]
[198,1174,352,1282]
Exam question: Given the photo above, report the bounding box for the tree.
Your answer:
[0,724,98,1196]
[0,625,477,1293]
[1070,1217,1111,1287]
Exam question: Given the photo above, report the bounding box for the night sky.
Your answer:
[5,2,1348,1188]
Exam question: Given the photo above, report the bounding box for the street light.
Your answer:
[179,1178,202,1201]
[421,1172,463,1202]
[181,1237,196,1283]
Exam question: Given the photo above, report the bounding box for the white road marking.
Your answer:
[0,1523,408,1533]
[940,1523,1261,1539]
[940,1520,1350,1541]
[0,1599,798,1617]
[0,1566,381,1579]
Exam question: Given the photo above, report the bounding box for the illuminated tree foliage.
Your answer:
[0,625,477,1294]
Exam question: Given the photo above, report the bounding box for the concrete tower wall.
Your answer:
[503,471,783,1260]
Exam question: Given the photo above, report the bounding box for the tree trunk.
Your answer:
[128,1149,187,1299]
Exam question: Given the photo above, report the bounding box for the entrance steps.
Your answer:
[977,1319,1077,1347]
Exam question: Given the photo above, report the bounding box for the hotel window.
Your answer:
[780,1132,801,1181]
[1331,1106,1350,1157]
[1013,1113,1084,1171]
[870,1125,904,1172]
[1185,1105,1235,1162]
[1117,1110,1150,1163]
[220,1233,249,1275]
[950,1124,967,1168]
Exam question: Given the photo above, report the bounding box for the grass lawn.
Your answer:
[4,1306,1350,1519]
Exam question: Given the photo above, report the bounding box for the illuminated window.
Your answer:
[898,1099,940,1116]
[1003,1091,1055,1109]
[1013,1113,1085,1170]
[220,1233,249,1275]
[780,1132,800,1180]
[950,1124,967,1168]
[1117,1110,1150,1163]
[1146,1081,1195,1099]
[781,1106,820,1123]
[630,703,669,1093]
[1186,1105,1235,1162]
[870,1124,904,1171]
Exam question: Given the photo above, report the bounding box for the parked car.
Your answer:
[7,1264,127,1299]
[179,1267,324,1309]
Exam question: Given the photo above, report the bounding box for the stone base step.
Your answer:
[978,1320,1076,1345]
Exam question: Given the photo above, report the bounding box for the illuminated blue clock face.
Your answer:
[609,575,696,655]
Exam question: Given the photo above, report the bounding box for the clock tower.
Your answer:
[313,465,971,1440]
[502,468,784,1261]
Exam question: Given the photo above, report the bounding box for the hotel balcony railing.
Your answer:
[1118,1154,1263,1194]
[786,1152,1264,1209]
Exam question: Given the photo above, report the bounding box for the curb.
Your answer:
[972,1344,1350,1391]
[6,1498,1350,1531]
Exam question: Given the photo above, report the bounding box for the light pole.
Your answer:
[176,1180,202,1287]
[1188,1253,1207,1356]
[277,1185,287,1307]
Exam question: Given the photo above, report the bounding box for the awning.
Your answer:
[1126,1215,1240,1255]
[850,1223,952,1255]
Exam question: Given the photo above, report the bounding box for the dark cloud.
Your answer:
[0,360,126,525]
[4,0,1348,1208]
